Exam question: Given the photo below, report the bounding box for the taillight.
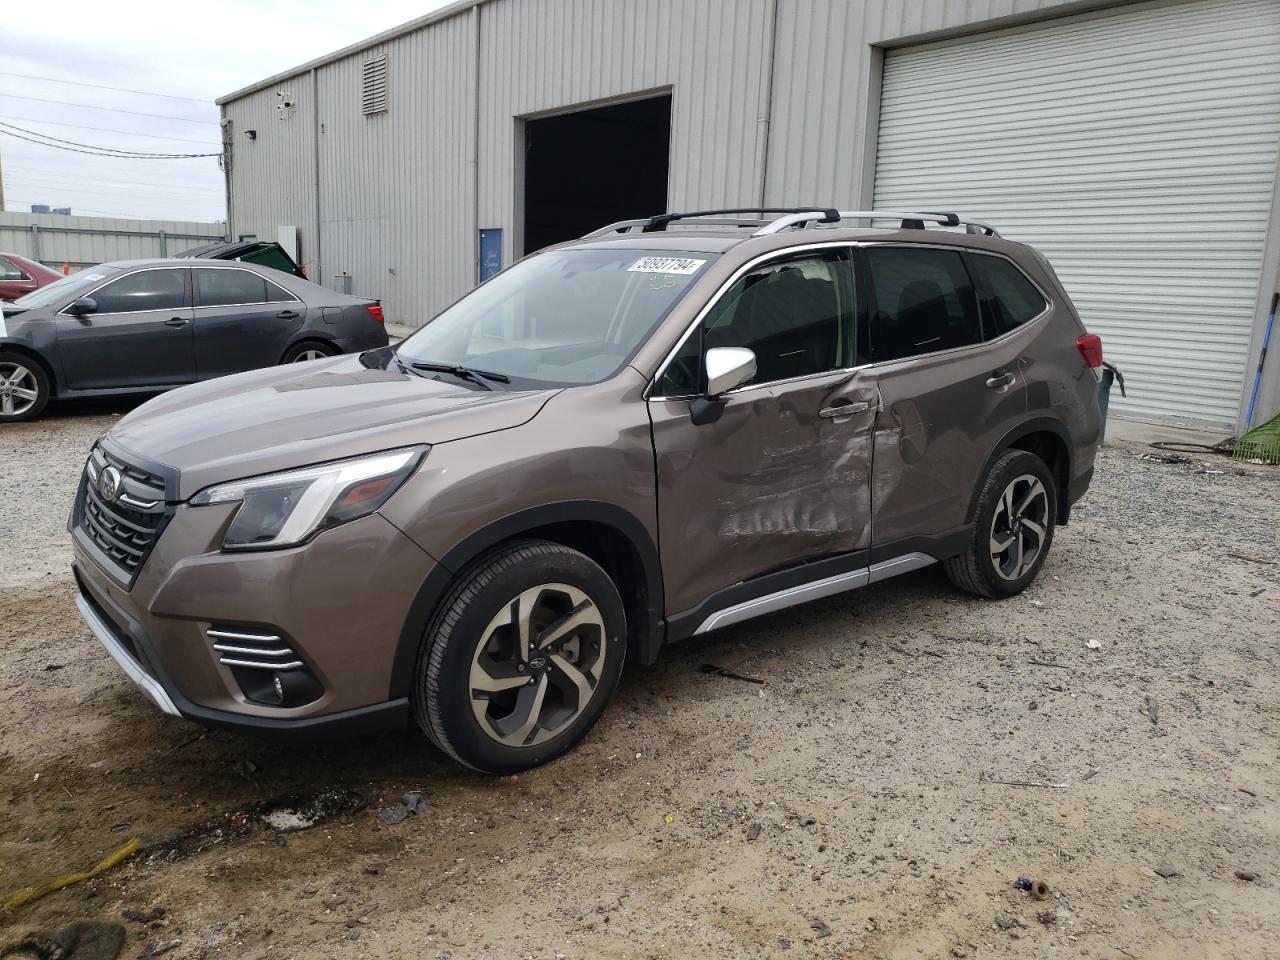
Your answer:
[367,304,384,325]
[1076,333,1102,368]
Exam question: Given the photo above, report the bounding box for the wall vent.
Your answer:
[361,54,388,115]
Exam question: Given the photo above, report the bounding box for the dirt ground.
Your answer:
[2,398,1278,960]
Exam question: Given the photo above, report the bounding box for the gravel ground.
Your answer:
[1,403,1278,960]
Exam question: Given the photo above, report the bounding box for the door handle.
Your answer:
[277,310,300,319]
[985,371,1016,390]
[819,400,870,419]
[163,317,190,328]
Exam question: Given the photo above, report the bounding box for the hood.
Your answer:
[109,354,558,498]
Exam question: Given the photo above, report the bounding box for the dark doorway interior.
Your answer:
[523,94,671,255]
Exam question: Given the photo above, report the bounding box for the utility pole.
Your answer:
[0,146,6,212]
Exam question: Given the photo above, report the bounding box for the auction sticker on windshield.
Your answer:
[627,257,707,275]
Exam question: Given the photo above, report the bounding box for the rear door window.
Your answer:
[863,247,981,362]
[968,253,1048,337]
[91,269,187,313]
[195,268,268,307]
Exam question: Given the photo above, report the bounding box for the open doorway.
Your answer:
[522,93,671,255]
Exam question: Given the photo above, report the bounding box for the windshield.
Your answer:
[12,267,117,309]
[396,247,716,387]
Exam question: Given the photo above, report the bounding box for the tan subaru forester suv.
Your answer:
[70,208,1103,773]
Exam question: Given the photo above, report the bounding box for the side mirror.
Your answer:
[68,297,98,317]
[690,347,756,426]
[705,347,756,397]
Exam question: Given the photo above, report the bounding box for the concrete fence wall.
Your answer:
[0,212,227,271]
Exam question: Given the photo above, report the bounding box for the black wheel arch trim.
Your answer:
[966,417,1074,526]
[388,499,665,698]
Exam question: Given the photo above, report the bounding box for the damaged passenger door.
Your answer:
[647,246,877,621]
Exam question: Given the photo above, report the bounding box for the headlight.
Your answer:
[190,447,426,550]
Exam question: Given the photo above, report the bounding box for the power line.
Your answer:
[0,71,213,104]
[0,115,220,147]
[7,198,221,220]
[0,122,222,158]
[0,94,219,126]
[11,172,224,197]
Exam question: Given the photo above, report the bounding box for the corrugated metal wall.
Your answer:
[219,0,1280,426]
[765,0,1079,207]
[222,0,1084,326]
[0,212,224,270]
[222,74,318,277]
[873,0,1280,428]
[477,0,774,243]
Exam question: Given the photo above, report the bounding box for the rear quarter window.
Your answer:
[864,246,982,362]
[969,254,1048,337]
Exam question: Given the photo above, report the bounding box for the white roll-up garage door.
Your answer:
[873,0,1280,427]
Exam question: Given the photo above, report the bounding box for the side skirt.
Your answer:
[664,525,970,643]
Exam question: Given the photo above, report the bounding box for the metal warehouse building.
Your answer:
[218,0,1280,431]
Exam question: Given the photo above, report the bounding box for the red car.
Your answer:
[0,253,64,302]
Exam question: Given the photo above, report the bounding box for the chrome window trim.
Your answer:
[191,265,302,307]
[55,265,189,318]
[646,240,860,401]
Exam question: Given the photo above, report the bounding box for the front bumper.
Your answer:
[71,493,437,737]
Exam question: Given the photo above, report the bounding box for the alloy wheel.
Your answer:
[293,349,327,362]
[989,473,1050,580]
[469,582,607,748]
[0,362,40,417]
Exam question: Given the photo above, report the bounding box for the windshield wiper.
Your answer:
[408,361,510,390]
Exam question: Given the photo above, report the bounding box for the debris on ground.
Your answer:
[1235,870,1260,883]
[258,788,366,834]
[1154,864,1181,879]
[0,921,126,960]
[136,940,181,959]
[121,907,166,925]
[983,773,1070,790]
[378,791,431,825]
[1,837,141,913]
[1014,876,1052,900]
[700,663,764,684]
[745,823,762,841]
[808,919,831,939]
[1142,696,1160,725]
[143,788,366,864]
[1086,638,1102,650]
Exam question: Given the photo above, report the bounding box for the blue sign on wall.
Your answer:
[479,229,502,282]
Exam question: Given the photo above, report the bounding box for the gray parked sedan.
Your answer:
[0,259,389,421]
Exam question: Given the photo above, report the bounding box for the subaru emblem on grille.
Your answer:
[98,465,123,503]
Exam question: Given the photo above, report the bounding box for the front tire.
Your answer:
[945,449,1057,599]
[0,352,51,423]
[412,540,627,774]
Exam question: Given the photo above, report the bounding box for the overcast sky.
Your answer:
[0,0,454,223]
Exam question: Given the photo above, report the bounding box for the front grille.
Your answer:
[207,627,304,671]
[78,446,168,580]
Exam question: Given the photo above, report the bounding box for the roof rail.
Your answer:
[753,209,1001,238]
[582,207,841,239]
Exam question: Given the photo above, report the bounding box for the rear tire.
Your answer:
[945,450,1057,599]
[281,340,338,363]
[412,540,627,774]
[0,351,51,423]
